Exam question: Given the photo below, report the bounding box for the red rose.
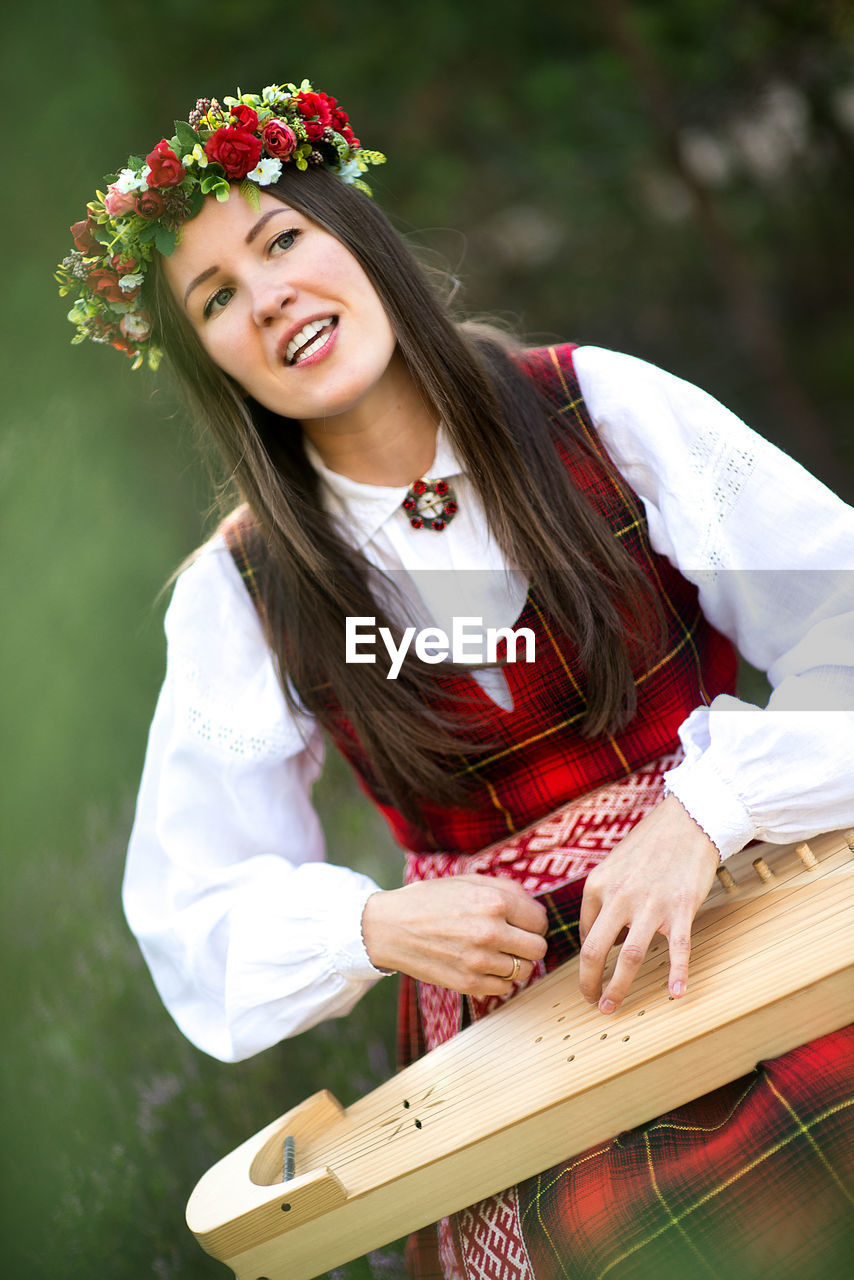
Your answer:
[341,124,359,147]
[229,104,259,133]
[89,269,125,303]
[303,119,326,141]
[205,125,262,179]
[71,217,100,255]
[136,189,165,219]
[294,91,333,127]
[261,119,297,159]
[110,252,138,274]
[145,139,185,188]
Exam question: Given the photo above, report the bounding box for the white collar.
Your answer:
[302,424,464,548]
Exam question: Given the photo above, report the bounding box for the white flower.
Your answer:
[336,158,362,185]
[121,312,152,341]
[263,84,288,106]
[119,273,145,293]
[114,167,147,194]
[247,157,283,186]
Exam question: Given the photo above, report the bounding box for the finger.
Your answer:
[489,952,534,984]
[579,876,603,946]
[501,886,549,937]
[598,921,656,1013]
[664,917,693,999]
[578,910,624,1004]
[501,922,549,965]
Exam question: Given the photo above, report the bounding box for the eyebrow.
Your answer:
[183,206,295,309]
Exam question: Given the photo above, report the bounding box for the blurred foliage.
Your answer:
[2,1,852,1276]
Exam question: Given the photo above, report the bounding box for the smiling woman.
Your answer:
[58,77,854,1280]
[159,192,403,444]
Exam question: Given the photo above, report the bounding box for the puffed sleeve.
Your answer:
[123,536,390,1063]
[574,345,854,858]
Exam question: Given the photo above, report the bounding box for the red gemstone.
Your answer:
[402,496,416,511]
[432,519,446,531]
[443,501,457,515]
[435,480,448,496]
[410,516,424,529]
[412,479,427,495]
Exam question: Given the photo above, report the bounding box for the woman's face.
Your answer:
[161,189,399,431]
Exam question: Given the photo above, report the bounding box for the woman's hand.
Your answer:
[579,794,720,1014]
[361,874,549,997]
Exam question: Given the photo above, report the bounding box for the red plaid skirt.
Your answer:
[398,776,854,1280]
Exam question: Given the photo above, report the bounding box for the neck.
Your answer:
[300,351,439,486]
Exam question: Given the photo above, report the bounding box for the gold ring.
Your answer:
[505,955,521,982]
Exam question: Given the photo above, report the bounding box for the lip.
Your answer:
[276,314,339,367]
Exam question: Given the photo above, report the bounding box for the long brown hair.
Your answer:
[146,165,662,827]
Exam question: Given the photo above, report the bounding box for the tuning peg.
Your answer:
[795,842,818,870]
[716,865,737,892]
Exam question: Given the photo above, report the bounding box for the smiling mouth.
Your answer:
[286,317,338,365]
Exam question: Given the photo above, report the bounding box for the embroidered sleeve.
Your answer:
[574,345,854,857]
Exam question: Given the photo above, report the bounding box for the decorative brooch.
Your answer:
[401,478,458,531]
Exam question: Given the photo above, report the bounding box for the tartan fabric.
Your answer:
[222,343,738,857]
[400,870,854,1280]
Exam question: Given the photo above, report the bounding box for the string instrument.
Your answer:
[186,829,854,1280]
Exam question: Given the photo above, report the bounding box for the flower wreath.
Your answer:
[55,80,385,370]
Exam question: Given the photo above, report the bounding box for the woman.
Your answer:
[59,82,853,1278]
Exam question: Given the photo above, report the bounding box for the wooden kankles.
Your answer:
[186,830,854,1280]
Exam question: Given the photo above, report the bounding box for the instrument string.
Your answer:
[291,842,853,1178]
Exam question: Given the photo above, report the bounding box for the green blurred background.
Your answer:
[3,1,853,1276]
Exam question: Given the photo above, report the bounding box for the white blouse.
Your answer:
[123,345,854,1062]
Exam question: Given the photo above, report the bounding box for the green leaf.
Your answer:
[138,221,159,243]
[155,226,178,256]
[175,120,202,152]
[239,179,261,213]
[200,173,230,199]
[187,186,205,217]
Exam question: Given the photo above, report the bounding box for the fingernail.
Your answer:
[671,981,685,998]
[599,998,615,1015]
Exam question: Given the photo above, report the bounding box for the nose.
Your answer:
[250,270,294,327]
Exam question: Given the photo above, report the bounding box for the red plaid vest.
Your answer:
[224,344,737,855]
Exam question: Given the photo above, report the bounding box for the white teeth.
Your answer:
[286,317,334,365]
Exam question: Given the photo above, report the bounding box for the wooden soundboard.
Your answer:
[186,830,854,1279]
